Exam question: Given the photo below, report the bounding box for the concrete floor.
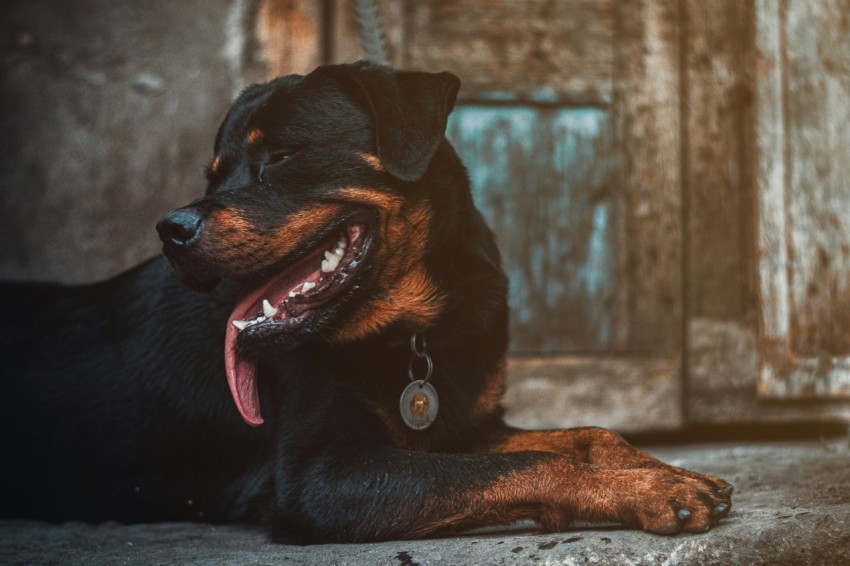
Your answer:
[2,437,849,566]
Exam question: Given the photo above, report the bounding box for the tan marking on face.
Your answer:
[210,155,221,174]
[204,204,345,272]
[211,184,445,337]
[357,152,385,173]
[247,128,264,144]
[211,208,252,231]
[333,186,404,213]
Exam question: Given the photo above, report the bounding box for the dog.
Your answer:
[0,61,732,544]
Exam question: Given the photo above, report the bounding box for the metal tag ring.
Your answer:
[410,333,428,358]
[408,353,433,384]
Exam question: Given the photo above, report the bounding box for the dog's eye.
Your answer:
[266,150,298,166]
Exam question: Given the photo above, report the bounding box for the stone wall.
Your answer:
[0,0,265,283]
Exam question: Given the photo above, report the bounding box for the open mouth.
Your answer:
[224,222,371,426]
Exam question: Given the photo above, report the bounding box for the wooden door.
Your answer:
[260,0,684,432]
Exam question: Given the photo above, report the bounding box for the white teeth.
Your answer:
[322,254,338,273]
[262,299,278,317]
[234,235,352,334]
[232,312,270,333]
[319,235,348,274]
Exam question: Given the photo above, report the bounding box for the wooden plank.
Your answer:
[504,356,682,432]
[615,0,683,353]
[682,0,756,321]
[754,0,850,399]
[754,0,791,355]
[688,319,850,423]
[783,0,850,359]
[756,0,850,399]
[405,0,615,104]
[447,106,618,354]
[256,0,323,77]
[681,0,759,415]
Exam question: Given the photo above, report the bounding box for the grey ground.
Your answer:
[2,437,849,566]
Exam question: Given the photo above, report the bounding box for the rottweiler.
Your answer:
[0,61,732,543]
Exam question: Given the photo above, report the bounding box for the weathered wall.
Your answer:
[0,0,265,283]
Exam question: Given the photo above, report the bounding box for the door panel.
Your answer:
[447,106,618,354]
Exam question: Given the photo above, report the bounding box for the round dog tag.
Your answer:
[399,380,438,430]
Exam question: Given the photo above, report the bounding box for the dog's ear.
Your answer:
[325,63,461,182]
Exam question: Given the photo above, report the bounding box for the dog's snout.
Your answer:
[157,209,203,246]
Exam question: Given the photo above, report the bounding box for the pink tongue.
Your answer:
[222,263,318,426]
[220,228,345,426]
[225,315,264,426]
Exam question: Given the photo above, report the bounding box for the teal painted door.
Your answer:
[447,107,617,354]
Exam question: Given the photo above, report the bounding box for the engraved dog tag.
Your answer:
[399,380,438,430]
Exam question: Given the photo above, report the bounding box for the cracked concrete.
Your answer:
[2,437,849,565]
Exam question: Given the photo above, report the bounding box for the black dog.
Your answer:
[0,62,731,543]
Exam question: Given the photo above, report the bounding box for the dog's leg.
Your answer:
[482,426,732,496]
[272,446,732,543]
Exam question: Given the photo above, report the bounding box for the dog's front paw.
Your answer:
[612,468,733,535]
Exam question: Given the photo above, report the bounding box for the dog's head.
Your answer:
[156,62,501,426]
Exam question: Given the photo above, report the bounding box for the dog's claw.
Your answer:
[676,508,691,522]
[712,503,729,516]
[718,485,734,497]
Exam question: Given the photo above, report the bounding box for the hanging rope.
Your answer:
[353,0,390,66]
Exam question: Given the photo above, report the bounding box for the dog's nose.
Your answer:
[156,209,203,246]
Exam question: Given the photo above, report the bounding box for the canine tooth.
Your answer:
[262,299,278,317]
[232,319,248,331]
[322,251,341,272]
[302,281,316,292]
[322,256,340,273]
